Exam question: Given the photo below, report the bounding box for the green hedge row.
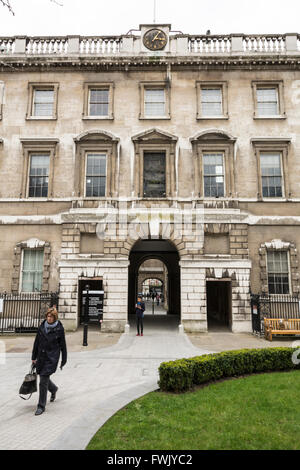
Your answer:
[158,348,300,392]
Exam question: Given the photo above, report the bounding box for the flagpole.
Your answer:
[153,0,156,23]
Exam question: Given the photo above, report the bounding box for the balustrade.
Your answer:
[188,35,232,54]
[0,38,15,54]
[26,37,68,55]
[80,37,122,54]
[0,33,299,57]
[243,35,286,53]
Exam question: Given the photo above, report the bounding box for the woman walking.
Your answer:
[31,307,67,416]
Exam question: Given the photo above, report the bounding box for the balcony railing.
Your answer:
[188,35,232,54]
[0,33,299,58]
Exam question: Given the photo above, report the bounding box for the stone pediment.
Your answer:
[74,130,119,143]
[132,128,178,143]
[190,129,237,143]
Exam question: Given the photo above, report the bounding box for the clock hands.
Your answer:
[152,32,165,42]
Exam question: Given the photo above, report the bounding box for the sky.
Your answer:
[0,0,300,37]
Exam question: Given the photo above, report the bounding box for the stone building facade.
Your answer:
[1,26,300,333]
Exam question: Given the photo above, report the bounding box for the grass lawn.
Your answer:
[87,371,300,450]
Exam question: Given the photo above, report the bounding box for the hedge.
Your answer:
[158,348,300,392]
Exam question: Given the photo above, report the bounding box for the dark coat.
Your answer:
[135,302,145,318]
[31,320,67,376]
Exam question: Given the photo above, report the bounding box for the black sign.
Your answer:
[82,290,104,321]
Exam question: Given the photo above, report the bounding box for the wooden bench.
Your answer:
[264,318,300,341]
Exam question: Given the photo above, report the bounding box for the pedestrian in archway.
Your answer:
[31,307,67,416]
[156,293,160,306]
[135,296,145,336]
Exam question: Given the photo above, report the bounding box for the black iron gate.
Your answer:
[0,292,59,334]
[251,293,300,336]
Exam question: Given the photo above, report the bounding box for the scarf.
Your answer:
[44,320,58,335]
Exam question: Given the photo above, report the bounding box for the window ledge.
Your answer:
[82,196,108,200]
[26,116,57,121]
[261,198,287,202]
[253,115,286,120]
[139,116,171,120]
[197,115,229,120]
[78,253,105,258]
[82,116,114,120]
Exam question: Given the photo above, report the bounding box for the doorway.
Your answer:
[128,239,180,331]
[206,281,232,330]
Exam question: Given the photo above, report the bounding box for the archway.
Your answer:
[128,239,180,329]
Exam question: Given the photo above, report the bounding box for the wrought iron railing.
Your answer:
[0,292,59,334]
[251,293,300,335]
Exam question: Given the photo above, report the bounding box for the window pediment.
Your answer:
[74,130,119,143]
[132,128,178,143]
[190,129,236,143]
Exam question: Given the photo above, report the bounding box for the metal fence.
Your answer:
[0,292,59,334]
[251,293,300,335]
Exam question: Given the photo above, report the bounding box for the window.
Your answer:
[26,83,59,120]
[145,89,165,116]
[143,152,166,197]
[21,249,44,292]
[20,138,58,199]
[252,138,291,200]
[85,153,106,197]
[83,83,114,120]
[252,81,285,119]
[132,129,177,198]
[201,88,222,116]
[203,153,225,198]
[196,82,228,120]
[139,82,170,119]
[257,87,278,116]
[259,240,299,296]
[28,154,50,198]
[33,89,54,117]
[260,152,283,198]
[190,131,236,199]
[267,251,290,294]
[89,89,109,116]
[74,130,119,198]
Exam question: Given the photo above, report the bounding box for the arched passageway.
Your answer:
[128,239,180,331]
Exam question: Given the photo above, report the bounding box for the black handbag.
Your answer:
[19,365,37,400]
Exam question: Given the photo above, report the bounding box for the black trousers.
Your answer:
[38,375,58,410]
[136,316,144,335]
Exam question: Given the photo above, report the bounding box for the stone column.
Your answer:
[102,262,129,332]
[285,34,298,53]
[231,34,244,53]
[14,36,26,54]
[180,260,207,332]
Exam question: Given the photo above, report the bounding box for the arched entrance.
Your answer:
[128,239,180,328]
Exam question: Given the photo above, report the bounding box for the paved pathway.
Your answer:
[0,315,211,450]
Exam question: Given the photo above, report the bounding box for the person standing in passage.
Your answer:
[31,307,67,416]
[135,296,145,336]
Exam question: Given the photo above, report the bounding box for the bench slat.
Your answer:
[264,318,300,341]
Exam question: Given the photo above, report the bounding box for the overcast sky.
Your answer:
[0,0,300,37]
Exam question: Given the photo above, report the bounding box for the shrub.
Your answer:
[158,359,194,393]
[158,348,300,392]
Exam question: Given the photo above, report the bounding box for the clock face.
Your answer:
[143,28,168,51]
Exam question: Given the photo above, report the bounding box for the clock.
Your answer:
[143,28,168,51]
